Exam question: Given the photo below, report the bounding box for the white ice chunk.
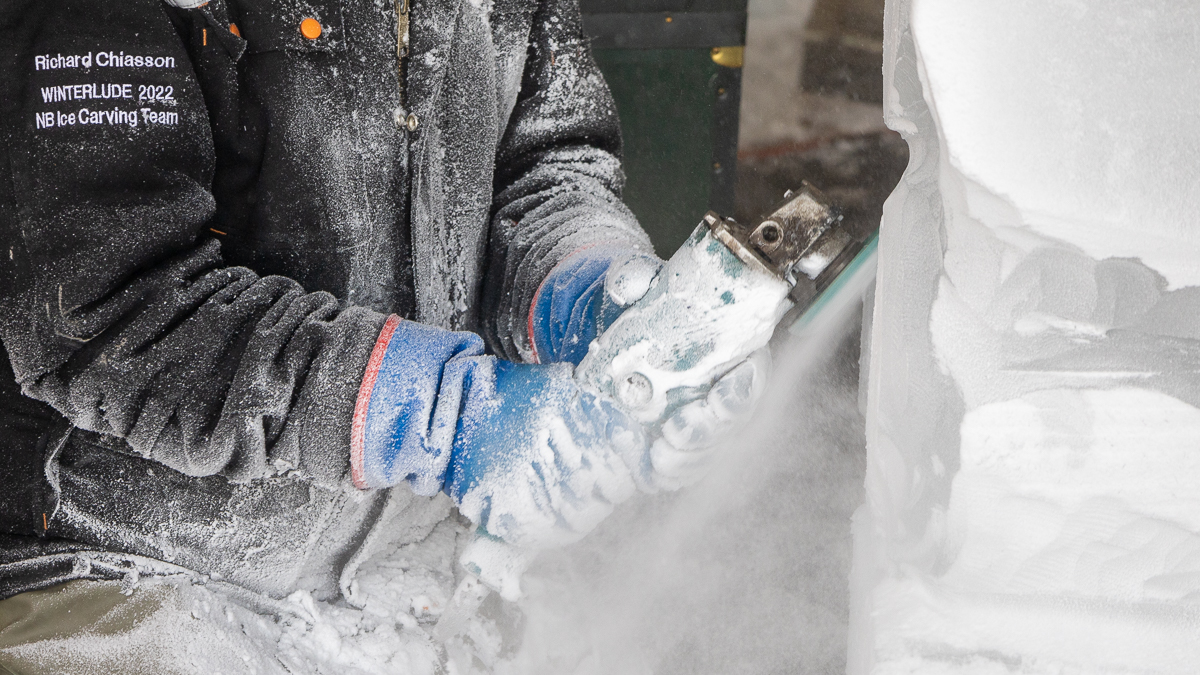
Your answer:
[913,0,1200,289]
[854,1,1200,673]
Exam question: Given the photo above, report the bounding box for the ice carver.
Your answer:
[0,0,765,661]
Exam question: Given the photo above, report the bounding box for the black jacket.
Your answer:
[0,0,650,600]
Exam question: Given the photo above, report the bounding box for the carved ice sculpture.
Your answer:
[852,1,1200,672]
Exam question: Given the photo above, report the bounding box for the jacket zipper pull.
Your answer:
[394,0,417,132]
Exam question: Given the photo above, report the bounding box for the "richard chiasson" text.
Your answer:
[34,51,177,70]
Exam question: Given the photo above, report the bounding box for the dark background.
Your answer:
[580,0,906,258]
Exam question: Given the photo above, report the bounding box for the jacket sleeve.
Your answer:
[482,0,655,362]
[0,0,386,485]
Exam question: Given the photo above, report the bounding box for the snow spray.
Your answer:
[443,185,875,627]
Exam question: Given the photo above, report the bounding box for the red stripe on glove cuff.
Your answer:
[351,314,402,489]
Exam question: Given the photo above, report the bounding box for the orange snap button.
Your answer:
[300,17,322,40]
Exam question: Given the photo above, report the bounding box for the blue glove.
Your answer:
[525,244,770,491]
[351,317,646,548]
[528,245,662,365]
[443,360,647,548]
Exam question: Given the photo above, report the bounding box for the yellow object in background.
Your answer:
[711,46,744,68]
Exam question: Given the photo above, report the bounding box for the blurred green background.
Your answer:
[581,1,747,257]
[593,48,720,256]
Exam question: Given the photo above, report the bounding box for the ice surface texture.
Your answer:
[853,1,1200,672]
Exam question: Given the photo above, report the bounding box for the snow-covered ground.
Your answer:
[852,1,1200,672]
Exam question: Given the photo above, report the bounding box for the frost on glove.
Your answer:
[526,242,773,493]
[351,316,645,549]
[528,245,662,365]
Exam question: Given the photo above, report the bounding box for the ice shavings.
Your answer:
[270,517,468,674]
[2,506,524,674]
